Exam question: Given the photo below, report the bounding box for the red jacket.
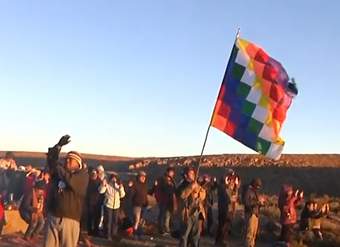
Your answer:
[0,198,5,221]
[278,185,301,225]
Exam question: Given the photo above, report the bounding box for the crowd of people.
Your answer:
[0,136,332,247]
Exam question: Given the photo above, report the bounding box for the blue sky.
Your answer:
[0,0,339,157]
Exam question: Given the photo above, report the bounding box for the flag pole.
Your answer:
[196,28,240,178]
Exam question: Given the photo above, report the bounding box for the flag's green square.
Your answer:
[248,118,263,135]
[232,63,246,81]
[237,82,251,99]
[256,137,271,154]
[242,100,256,117]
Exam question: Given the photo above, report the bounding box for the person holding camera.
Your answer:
[278,184,304,245]
[43,135,89,247]
[99,172,125,240]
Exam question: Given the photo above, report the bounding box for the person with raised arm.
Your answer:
[43,135,89,247]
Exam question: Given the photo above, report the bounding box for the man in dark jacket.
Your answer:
[86,169,101,236]
[131,171,148,234]
[243,178,265,247]
[215,175,234,246]
[43,135,89,247]
[156,167,177,235]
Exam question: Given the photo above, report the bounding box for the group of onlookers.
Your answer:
[0,137,332,247]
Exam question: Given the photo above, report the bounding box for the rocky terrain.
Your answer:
[1,151,340,246]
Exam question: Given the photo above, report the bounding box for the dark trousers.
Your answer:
[104,206,119,239]
[25,215,45,238]
[180,212,200,247]
[206,206,213,235]
[215,211,231,245]
[87,205,101,235]
[19,210,31,224]
[280,224,294,243]
[0,219,5,235]
[158,204,171,233]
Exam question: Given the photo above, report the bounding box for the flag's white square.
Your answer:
[241,70,255,86]
[246,88,261,104]
[252,105,267,123]
[235,51,249,67]
[259,124,274,141]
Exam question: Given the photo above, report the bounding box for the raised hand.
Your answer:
[57,135,71,146]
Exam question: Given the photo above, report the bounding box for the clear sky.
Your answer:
[0,0,339,157]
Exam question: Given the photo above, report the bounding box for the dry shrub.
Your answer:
[261,205,280,220]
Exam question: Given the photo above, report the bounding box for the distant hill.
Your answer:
[1,151,340,196]
[1,151,340,168]
[0,151,137,169]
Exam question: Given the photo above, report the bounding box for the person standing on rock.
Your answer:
[243,178,265,247]
[43,135,89,247]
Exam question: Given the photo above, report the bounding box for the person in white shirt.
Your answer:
[99,172,125,240]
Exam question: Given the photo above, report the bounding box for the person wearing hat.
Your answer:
[19,180,46,241]
[99,172,125,240]
[43,135,89,247]
[243,178,265,247]
[130,170,148,235]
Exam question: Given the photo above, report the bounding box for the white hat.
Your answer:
[97,165,105,173]
[18,165,26,171]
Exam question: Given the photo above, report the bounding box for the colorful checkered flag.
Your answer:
[211,37,297,160]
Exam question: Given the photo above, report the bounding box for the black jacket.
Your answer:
[131,181,148,207]
[86,178,101,208]
[46,145,89,222]
[19,188,34,215]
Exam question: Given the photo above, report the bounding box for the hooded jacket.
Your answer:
[278,185,301,225]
